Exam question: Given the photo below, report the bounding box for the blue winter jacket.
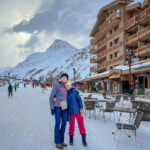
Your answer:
[67,88,83,115]
[49,81,67,110]
[8,85,13,92]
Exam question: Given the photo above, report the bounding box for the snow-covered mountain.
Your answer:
[0,39,91,81]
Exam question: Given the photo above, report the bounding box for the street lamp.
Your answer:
[125,49,136,95]
[8,72,10,83]
[73,68,76,87]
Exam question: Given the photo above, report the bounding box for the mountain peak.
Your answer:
[47,39,77,51]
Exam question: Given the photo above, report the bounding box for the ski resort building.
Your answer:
[81,0,150,95]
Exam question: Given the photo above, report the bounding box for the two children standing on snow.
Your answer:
[50,73,87,149]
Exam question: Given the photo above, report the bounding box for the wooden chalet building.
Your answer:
[81,0,150,95]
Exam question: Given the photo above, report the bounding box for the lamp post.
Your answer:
[128,53,132,95]
[8,72,10,83]
[126,49,136,96]
[73,68,76,87]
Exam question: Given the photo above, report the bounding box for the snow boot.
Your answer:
[81,134,87,146]
[69,135,73,145]
[61,143,68,147]
[56,144,64,149]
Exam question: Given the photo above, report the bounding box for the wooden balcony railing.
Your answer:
[107,55,124,65]
[90,48,95,54]
[98,12,121,33]
[90,38,106,54]
[134,44,150,57]
[96,50,107,61]
[126,26,150,45]
[91,12,121,45]
[107,41,124,54]
[125,6,150,30]
[107,27,123,41]
[97,38,106,49]
[97,61,107,70]
[90,66,96,72]
[90,56,97,63]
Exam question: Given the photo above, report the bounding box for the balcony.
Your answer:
[107,55,124,65]
[126,26,150,46]
[107,27,123,41]
[91,12,121,45]
[96,61,107,72]
[90,56,97,63]
[90,48,96,54]
[125,6,150,30]
[90,39,107,54]
[90,66,96,72]
[90,61,107,73]
[96,50,107,62]
[107,41,124,54]
[134,44,150,57]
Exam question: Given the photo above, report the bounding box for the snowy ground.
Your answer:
[0,85,150,150]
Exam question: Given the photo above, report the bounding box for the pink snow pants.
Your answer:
[69,113,86,135]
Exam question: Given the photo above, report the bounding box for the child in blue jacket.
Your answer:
[66,81,87,146]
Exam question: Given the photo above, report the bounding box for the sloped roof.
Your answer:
[126,2,141,12]
[90,0,133,37]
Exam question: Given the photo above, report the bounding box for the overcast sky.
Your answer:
[0,0,142,68]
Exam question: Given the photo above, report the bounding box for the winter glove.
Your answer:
[80,109,84,117]
[51,109,55,116]
[53,97,56,102]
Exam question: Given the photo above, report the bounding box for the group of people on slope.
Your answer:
[49,73,87,149]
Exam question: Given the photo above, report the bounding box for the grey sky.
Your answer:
[0,0,142,68]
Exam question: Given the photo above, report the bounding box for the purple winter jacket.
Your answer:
[49,81,67,110]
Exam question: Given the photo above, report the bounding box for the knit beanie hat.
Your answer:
[65,80,72,86]
[60,73,69,80]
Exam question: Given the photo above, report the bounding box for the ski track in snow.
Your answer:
[0,85,150,150]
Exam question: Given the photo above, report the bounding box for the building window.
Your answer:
[140,41,146,47]
[114,38,119,44]
[114,51,119,57]
[110,66,113,70]
[116,9,120,13]
[140,24,147,30]
[109,30,112,35]
[109,54,113,59]
[109,41,113,47]
[114,25,119,31]
[107,13,110,18]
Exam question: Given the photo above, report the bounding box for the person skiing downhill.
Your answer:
[65,81,87,146]
[49,73,69,149]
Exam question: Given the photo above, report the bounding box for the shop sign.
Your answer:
[104,79,109,82]
[135,72,149,77]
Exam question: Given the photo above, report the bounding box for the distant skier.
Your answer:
[8,83,13,98]
[24,83,26,88]
[32,82,35,88]
[44,82,46,90]
[14,83,17,92]
[65,81,87,146]
[41,83,45,93]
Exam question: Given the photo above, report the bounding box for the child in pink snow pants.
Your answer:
[65,81,87,146]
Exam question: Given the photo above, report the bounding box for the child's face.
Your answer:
[65,85,71,90]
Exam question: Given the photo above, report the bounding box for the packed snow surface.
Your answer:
[0,85,150,150]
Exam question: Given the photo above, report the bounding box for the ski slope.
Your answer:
[0,85,150,150]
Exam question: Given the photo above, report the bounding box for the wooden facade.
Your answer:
[88,0,150,94]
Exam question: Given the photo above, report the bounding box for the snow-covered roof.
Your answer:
[81,59,150,82]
